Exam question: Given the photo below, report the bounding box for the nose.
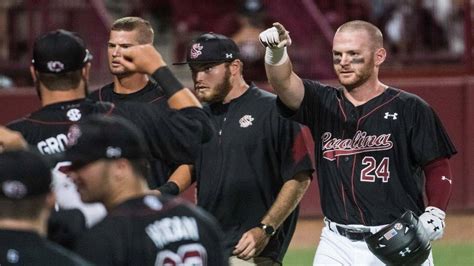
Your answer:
[340,54,351,66]
[112,46,121,57]
[193,70,205,83]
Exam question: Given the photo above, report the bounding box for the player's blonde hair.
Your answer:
[111,17,154,44]
[336,20,384,50]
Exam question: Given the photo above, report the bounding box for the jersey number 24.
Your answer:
[360,156,390,183]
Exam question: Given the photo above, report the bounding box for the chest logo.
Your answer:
[384,112,398,120]
[66,108,82,121]
[239,115,254,128]
[321,131,393,161]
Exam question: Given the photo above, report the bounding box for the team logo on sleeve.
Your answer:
[321,131,393,160]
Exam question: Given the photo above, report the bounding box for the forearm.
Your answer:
[151,67,202,110]
[168,164,194,193]
[264,48,304,110]
[261,171,311,229]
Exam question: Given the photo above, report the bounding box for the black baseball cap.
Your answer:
[174,33,240,65]
[64,115,149,170]
[0,150,52,200]
[32,29,93,73]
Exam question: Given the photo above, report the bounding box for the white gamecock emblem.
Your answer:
[67,124,82,147]
[47,61,65,72]
[190,43,203,59]
[66,108,82,121]
[239,115,254,128]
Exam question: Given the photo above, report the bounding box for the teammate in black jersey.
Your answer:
[89,17,182,187]
[167,33,315,265]
[0,150,91,265]
[66,115,227,266]
[261,20,456,265]
[7,29,213,247]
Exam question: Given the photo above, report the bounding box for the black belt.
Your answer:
[335,225,373,241]
[325,218,373,241]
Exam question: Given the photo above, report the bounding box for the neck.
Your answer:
[223,77,249,104]
[41,87,85,106]
[344,79,386,107]
[104,177,148,211]
[0,214,48,236]
[113,73,149,94]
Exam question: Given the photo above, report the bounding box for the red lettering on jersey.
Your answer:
[321,131,393,160]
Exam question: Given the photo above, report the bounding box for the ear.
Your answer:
[81,62,91,80]
[30,65,38,83]
[229,59,242,76]
[374,48,386,66]
[45,191,56,209]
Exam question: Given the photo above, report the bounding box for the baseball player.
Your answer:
[7,30,213,242]
[67,115,227,266]
[89,17,182,188]
[163,33,315,265]
[0,150,91,265]
[260,20,457,265]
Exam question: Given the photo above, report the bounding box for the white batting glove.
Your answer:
[259,22,292,48]
[419,206,446,241]
[259,22,292,66]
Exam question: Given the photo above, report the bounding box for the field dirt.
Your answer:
[289,213,474,249]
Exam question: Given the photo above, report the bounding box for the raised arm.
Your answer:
[260,22,305,111]
[117,44,201,110]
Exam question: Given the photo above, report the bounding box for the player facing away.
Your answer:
[89,16,185,188]
[163,33,315,265]
[260,20,457,265]
[67,115,227,266]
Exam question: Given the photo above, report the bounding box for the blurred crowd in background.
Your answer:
[0,0,466,89]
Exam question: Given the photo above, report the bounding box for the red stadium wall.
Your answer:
[1,76,473,217]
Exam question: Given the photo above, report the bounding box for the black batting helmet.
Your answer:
[365,210,431,265]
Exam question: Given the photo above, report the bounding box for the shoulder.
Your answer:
[43,240,92,265]
[88,83,113,101]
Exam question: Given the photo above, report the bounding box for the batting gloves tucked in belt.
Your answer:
[419,206,446,241]
[259,22,292,66]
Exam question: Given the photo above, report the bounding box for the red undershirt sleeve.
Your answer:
[423,158,453,211]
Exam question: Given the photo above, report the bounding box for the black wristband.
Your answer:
[157,181,180,196]
[151,66,184,97]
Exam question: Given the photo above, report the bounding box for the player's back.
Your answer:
[74,195,228,266]
[7,98,114,155]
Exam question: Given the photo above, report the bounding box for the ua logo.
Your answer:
[106,146,122,158]
[67,108,82,121]
[399,247,412,257]
[226,53,233,59]
[384,112,398,120]
[239,115,254,128]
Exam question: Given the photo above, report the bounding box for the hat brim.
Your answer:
[172,59,237,65]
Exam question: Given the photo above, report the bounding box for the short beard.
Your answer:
[202,66,232,104]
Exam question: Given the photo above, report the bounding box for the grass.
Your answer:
[283,243,474,265]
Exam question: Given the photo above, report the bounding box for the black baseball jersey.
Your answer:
[277,80,457,226]
[196,85,315,263]
[7,98,212,166]
[89,80,165,104]
[0,229,91,265]
[74,195,228,266]
[89,81,178,187]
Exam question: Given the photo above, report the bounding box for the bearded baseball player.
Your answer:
[260,20,457,265]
